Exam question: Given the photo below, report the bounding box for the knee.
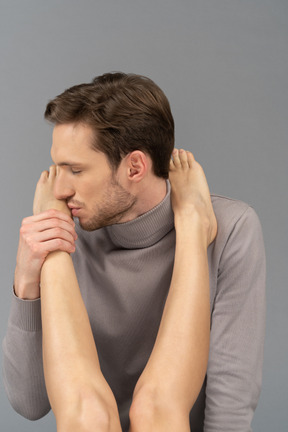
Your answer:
[129,386,190,432]
[129,386,155,429]
[58,409,112,432]
[129,385,182,430]
[57,389,119,432]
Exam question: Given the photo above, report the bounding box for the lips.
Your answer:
[71,208,81,216]
[68,206,82,217]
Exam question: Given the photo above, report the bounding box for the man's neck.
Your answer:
[120,178,167,223]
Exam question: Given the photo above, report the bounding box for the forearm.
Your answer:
[40,251,116,418]
[135,216,210,412]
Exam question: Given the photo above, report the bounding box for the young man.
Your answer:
[3,73,265,431]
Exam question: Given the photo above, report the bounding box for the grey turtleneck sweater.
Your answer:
[2,185,266,432]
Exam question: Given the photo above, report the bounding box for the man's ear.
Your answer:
[126,151,148,182]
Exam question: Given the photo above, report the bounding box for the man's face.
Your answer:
[51,123,137,231]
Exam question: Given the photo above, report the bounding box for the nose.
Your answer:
[54,174,75,200]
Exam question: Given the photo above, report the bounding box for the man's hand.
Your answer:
[14,166,77,300]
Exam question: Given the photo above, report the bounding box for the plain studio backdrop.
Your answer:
[0,1,287,431]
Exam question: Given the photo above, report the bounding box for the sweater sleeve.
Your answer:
[204,206,266,432]
[2,293,51,420]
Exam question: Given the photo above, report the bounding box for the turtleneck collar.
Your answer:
[105,181,174,249]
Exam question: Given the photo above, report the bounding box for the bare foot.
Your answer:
[169,149,217,246]
[33,166,71,217]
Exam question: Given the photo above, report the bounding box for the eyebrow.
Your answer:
[57,161,85,167]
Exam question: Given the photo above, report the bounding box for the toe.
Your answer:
[186,151,195,168]
[48,165,57,179]
[169,157,175,170]
[179,149,189,168]
[172,149,181,168]
[40,170,49,182]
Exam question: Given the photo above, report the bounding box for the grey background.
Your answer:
[0,0,287,431]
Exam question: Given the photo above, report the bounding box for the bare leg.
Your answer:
[35,167,122,431]
[129,150,217,432]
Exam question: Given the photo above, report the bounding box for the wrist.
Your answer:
[14,281,40,300]
[14,266,41,299]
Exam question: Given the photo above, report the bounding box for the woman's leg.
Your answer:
[129,149,217,432]
[35,167,122,432]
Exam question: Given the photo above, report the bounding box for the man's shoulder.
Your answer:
[210,194,261,243]
[211,194,250,221]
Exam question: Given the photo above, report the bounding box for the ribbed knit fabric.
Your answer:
[2,186,266,432]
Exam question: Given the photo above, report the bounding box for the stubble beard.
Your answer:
[79,177,137,231]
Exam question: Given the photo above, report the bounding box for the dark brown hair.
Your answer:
[45,72,174,178]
